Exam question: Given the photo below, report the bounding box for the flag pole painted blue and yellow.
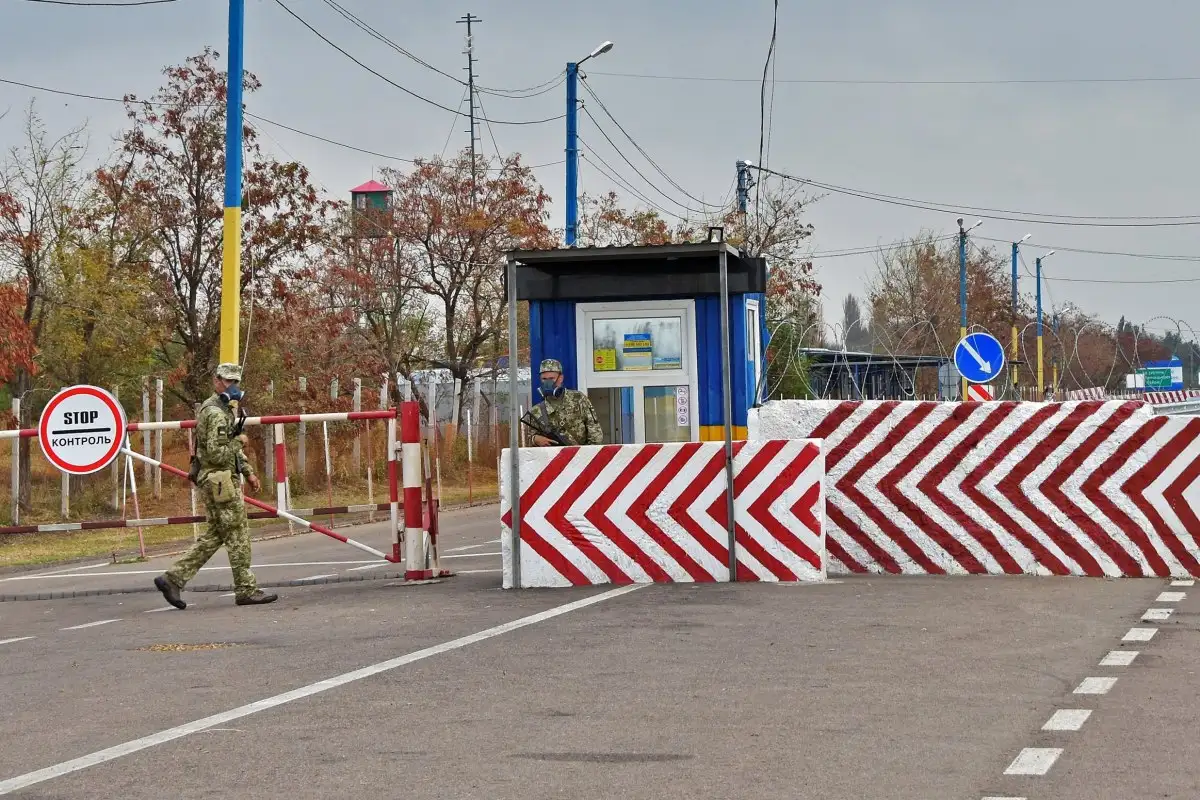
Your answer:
[220,0,245,365]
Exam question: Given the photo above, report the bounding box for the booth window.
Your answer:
[746,299,762,404]
[590,316,684,373]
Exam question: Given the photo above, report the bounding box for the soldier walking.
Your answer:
[529,358,604,447]
[155,363,278,609]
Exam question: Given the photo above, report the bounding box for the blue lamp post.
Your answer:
[564,40,614,246]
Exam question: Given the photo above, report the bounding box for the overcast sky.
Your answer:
[3,0,1199,341]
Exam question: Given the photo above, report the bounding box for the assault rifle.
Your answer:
[520,408,573,447]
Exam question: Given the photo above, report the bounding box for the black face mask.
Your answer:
[539,378,564,398]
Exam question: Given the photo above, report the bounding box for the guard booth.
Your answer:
[503,241,768,444]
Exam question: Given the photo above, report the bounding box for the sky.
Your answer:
[2,0,1199,343]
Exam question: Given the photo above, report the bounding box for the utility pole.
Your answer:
[957,217,982,401]
[736,160,755,215]
[1036,250,1055,399]
[220,0,246,366]
[1011,233,1031,398]
[457,13,481,204]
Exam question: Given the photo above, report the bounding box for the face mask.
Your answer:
[539,379,561,398]
[219,383,245,404]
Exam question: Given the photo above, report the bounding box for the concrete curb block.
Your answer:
[0,572,449,602]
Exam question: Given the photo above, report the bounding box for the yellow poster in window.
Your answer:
[593,348,617,371]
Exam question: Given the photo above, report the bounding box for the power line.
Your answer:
[588,70,1200,86]
[579,109,709,216]
[579,149,685,222]
[0,75,563,172]
[756,0,779,225]
[579,80,723,209]
[753,165,1200,228]
[20,0,178,4]
[270,0,563,126]
[975,235,1200,263]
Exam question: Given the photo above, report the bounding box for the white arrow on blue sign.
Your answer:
[953,332,1007,384]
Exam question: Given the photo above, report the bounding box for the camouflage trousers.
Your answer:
[165,488,258,600]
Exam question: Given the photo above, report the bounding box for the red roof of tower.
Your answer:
[350,180,391,194]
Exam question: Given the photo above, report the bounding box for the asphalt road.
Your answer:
[1,506,1197,799]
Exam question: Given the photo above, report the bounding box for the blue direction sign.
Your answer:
[954,332,1006,385]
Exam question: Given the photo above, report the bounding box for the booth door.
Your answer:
[576,300,700,445]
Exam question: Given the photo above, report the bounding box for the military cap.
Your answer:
[215,362,243,381]
[539,358,563,374]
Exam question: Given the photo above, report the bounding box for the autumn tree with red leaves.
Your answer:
[119,48,332,403]
[379,151,556,422]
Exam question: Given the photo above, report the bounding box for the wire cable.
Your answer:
[756,0,779,222]
[271,0,563,126]
[580,107,709,216]
[587,70,1200,86]
[319,0,464,86]
[20,0,178,5]
[753,165,1200,227]
[578,79,723,209]
[0,75,563,172]
[577,142,688,222]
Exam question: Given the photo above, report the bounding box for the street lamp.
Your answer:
[1010,233,1031,393]
[1036,250,1056,398]
[565,41,615,246]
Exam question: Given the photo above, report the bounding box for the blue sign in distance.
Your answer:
[953,332,1006,384]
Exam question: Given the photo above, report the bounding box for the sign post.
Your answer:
[38,385,127,476]
[953,333,1007,397]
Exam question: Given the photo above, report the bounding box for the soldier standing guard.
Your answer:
[154,363,278,609]
[529,358,604,447]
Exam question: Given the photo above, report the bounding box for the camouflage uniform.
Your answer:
[156,363,275,608]
[531,358,604,446]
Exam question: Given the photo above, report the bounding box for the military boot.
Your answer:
[154,575,186,610]
[235,590,278,606]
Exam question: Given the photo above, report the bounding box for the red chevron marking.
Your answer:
[963,405,1071,575]
[918,403,1022,573]
[1041,402,1142,576]
[545,445,633,584]
[626,444,719,581]
[705,442,758,581]
[1163,420,1200,555]
[667,443,730,571]
[841,402,944,573]
[827,403,904,573]
[501,448,591,585]
[879,402,985,573]
[1125,418,1200,574]
[743,440,822,578]
[1084,411,1170,575]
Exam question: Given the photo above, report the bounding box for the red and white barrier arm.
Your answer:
[0,503,399,536]
[0,409,400,440]
[119,448,397,562]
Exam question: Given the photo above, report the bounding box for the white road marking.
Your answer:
[454,569,501,575]
[1004,747,1062,776]
[0,585,643,795]
[1074,677,1118,695]
[60,619,120,631]
[143,607,177,614]
[295,574,336,582]
[444,541,499,553]
[981,797,1026,800]
[1100,650,1138,667]
[443,552,500,560]
[1123,627,1157,642]
[1156,591,1186,603]
[221,593,235,598]
[1142,608,1173,621]
[26,562,108,579]
[347,563,387,572]
[1042,709,1092,731]
[0,637,35,646]
[1170,579,1194,587]
[0,561,381,582]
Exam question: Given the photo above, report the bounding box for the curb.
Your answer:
[0,571,451,602]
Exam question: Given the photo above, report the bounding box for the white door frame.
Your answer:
[746,298,761,405]
[574,299,700,443]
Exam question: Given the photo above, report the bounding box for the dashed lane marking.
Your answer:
[1004,748,1063,776]
[60,619,120,631]
[1041,709,1092,731]
[296,574,337,582]
[1170,579,1194,587]
[1100,650,1138,667]
[1156,591,1186,603]
[1074,677,1118,695]
[143,607,178,614]
[0,584,643,795]
[1123,627,1157,642]
[1142,608,1173,621]
[347,563,386,572]
[0,637,35,646]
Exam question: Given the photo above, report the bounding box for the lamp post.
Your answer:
[1011,233,1031,396]
[958,217,982,401]
[1036,250,1055,398]
[220,0,246,365]
[564,40,614,247]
